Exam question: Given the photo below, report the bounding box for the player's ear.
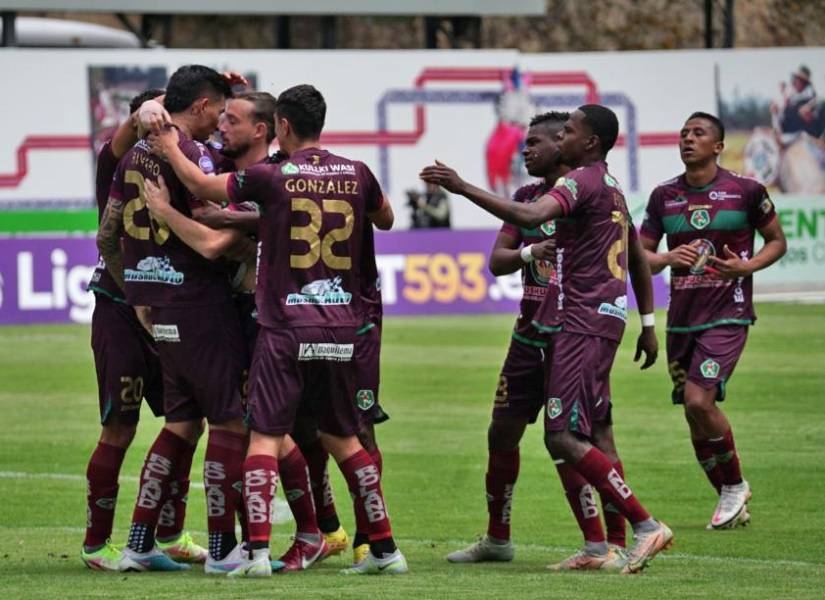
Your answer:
[192,97,208,115]
[713,140,724,156]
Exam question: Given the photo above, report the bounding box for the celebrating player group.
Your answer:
[82,63,786,578]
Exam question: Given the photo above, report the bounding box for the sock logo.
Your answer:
[607,469,632,500]
[137,453,172,509]
[158,498,176,527]
[501,484,515,525]
[244,469,277,524]
[578,484,599,519]
[205,461,228,518]
[354,465,387,523]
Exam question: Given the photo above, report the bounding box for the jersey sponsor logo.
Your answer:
[125,256,184,285]
[597,295,628,322]
[152,324,180,342]
[297,342,354,362]
[540,220,556,236]
[708,190,741,201]
[286,276,352,306]
[759,196,774,215]
[554,176,578,200]
[700,358,721,379]
[198,154,215,174]
[546,397,562,419]
[665,194,687,208]
[689,204,712,210]
[530,258,556,287]
[690,209,711,230]
[356,389,375,410]
[281,162,300,175]
[603,172,623,192]
[690,239,716,274]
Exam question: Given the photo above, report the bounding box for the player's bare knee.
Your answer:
[99,422,137,448]
[683,387,716,418]
[164,419,202,444]
[591,424,618,462]
[320,432,362,463]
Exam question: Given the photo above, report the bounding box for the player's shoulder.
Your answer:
[717,167,767,197]
[513,180,545,202]
[651,174,682,195]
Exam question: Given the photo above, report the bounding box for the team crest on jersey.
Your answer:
[540,220,556,236]
[286,276,352,305]
[356,389,375,411]
[690,209,711,230]
[198,155,215,174]
[555,177,578,200]
[759,196,774,215]
[281,162,300,175]
[700,359,720,379]
[546,397,562,419]
[690,239,716,275]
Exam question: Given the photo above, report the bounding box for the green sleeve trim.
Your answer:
[88,285,127,304]
[666,318,753,333]
[511,331,548,348]
[530,319,563,334]
[356,322,377,336]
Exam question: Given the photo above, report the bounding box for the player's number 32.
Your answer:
[290,197,354,270]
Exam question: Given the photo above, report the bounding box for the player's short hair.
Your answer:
[275,84,326,140]
[164,65,232,114]
[129,88,165,115]
[234,91,277,143]
[687,111,725,142]
[578,104,619,154]
[529,111,570,130]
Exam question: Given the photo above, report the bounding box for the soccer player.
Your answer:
[639,112,787,529]
[421,105,671,574]
[97,65,247,573]
[149,84,406,577]
[83,88,210,570]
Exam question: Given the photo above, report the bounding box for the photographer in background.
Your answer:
[407,181,451,229]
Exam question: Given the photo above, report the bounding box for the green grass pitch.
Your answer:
[1,303,824,598]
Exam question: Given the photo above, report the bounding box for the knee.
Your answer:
[487,419,525,453]
[543,431,565,460]
[683,389,715,418]
[100,423,137,448]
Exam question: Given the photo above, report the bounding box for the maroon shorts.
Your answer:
[544,331,617,437]
[666,325,749,404]
[492,336,546,424]
[355,323,389,427]
[91,294,164,425]
[247,326,358,437]
[151,301,245,424]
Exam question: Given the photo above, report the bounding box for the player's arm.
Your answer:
[640,190,700,274]
[707,217,787,279]
[368,197,394,231]
[193,202,260,234]
[149,126,231,204]
[488,231,556,276]
[111,93,165,158]
[96,196,126,292]
[628,231,658,370]
[145,176,254,262]
[419,161,563,227]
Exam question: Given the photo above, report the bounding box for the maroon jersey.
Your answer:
[359,224,382,328]
[88,140,125,300]
[532,162,632,343]
[640,167,776,332]
[226,147,383,329]
[499,180,558,345]
[112,135,232,307]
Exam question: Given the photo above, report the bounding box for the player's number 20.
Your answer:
[290,198,354,269]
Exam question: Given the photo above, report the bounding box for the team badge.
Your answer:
[546,397,562,419]
[198,155,215,174]
[357,389,375,410]
[690,209,711,230]
[555,177,578,200]
[759,196,774,215]
[540,220,556,236]
[281,162,300,175]
[700,359,720,379]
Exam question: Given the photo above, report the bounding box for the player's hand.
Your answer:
[707,244,752,279]
[193,202,227,228]
[634,326,658,370]
[134,305,153,336]
[144,175,172,215]
[138,100,171,136]
[419,160,465,194]
[223,71,249,88]
[148,126,180,158]
[666,239,701,269]
[531,237,556,262]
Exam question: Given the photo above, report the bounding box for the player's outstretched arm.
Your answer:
[628,233,658,370]
[145,176,249,261]
[707,218,787,279]
[149,127,231,204]
[194,202,260,234]
[419,161,561,227]
[96,196,126,292]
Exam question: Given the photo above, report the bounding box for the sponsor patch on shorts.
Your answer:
[153,324,180,342]
[298,343,354,362]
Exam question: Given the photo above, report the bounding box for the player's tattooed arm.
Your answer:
[419,161,562,227]
[628,234,658,370]
[707,218,787,279]
[96,196,126,292]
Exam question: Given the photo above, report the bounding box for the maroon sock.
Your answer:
[355,446,385,539]
[369,447,383,475]
[692,438,725,494]
[556,461,605,544]
[600,461,626,547]
[243,454,279,545]
[156,441,196,541]
[203,430,246,537]
[485,449,519,541]
[84,442,127,549]
[279,446,320,535]
[131,428,190,528]
[302,439,338,522]
[708,429,743,485]
[574,448,650,525]
[339,449,393,542]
